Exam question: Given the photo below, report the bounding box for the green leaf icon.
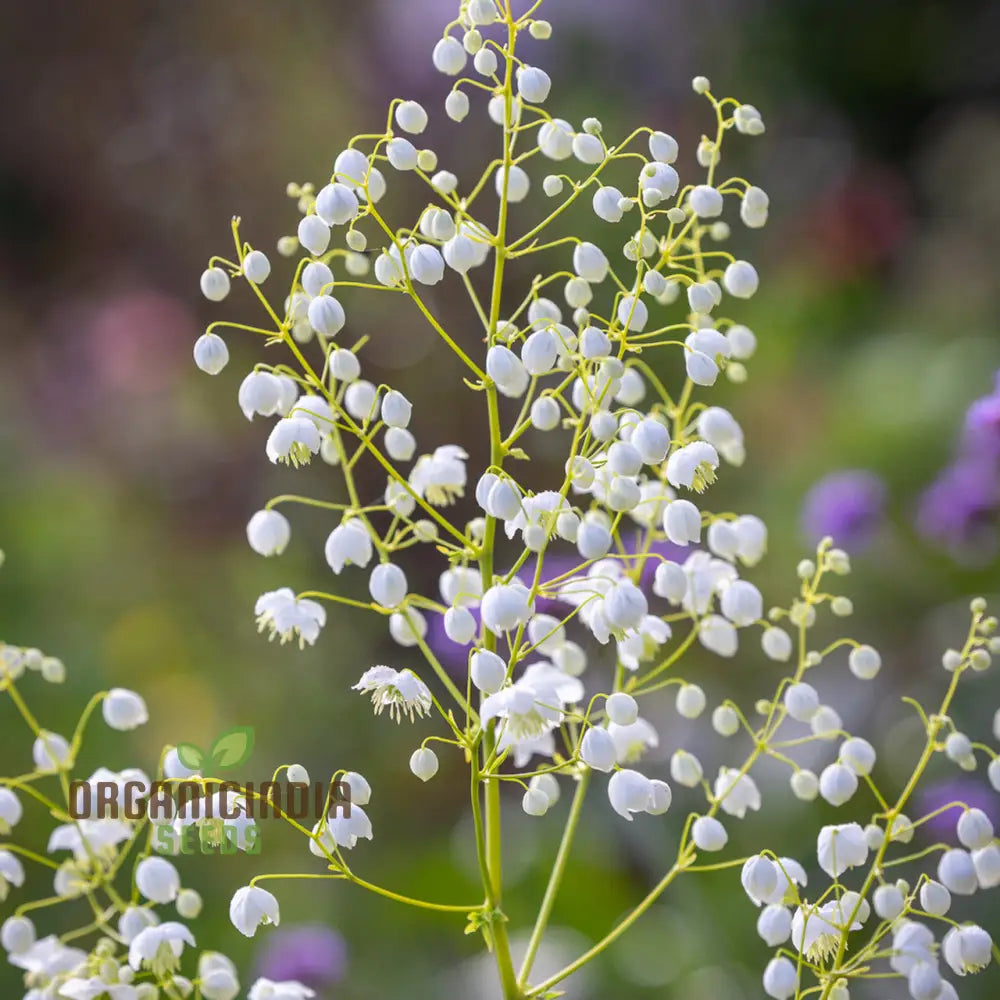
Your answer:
[209,726,255,770]
[176,743,205,772]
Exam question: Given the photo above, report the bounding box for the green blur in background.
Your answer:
[1,1,999,997]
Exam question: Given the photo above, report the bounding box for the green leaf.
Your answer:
[209,726,255,769]
[175,743,205,772]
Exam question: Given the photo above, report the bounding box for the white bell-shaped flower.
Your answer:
[369,563,408,608]
[470,650,506,694]
[229,885,280,938]
[102,688,148,731]
[691,815,728,851]
[943,924,993,976]
[938,849,978,895]
[409,747,439,782]
[135,857,180,904]
[200,267,231,302]
[580,727,617,772]
[193,333,229,374]
[247,510,291,557]
[816,823,867,877]
[516,65,551,103]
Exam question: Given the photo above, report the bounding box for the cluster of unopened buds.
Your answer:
[3,1,998,998]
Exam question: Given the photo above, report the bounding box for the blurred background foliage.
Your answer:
[1,0,999,997]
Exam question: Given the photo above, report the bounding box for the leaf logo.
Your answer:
[175,726,255,778]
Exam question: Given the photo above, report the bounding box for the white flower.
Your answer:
[762,626,792,661]
[0,849,25,897]
[630,417,670,465]
[444,606,477,644]
[409,445,468,504]
[719,580,762,626]
[135,856,179,904]
[592,185,624,223]
[919,880,951,916]
[471,650,507,693]
[816,823,867,877]
[409,244,445,284]
[689,184,723,217]
[607,769,652,820]
[200,267,231,302]
[973,843,1000,887]
[835,737,875,778]
[848,644,881,679]
[742,855,779,906]
[0,788,23,833]
[7,933,86,977]
[193,333,229,375]
[58,976,139,1000]
[757,905,792,947]
[699,615,738,657]
[573,242,609,282]
[394,99,428,134]
[230,885,280,938]
[307,295,346,336]
[697,407,745,464]
[409,748,438,782]
[602,581,648,633]
[353,666,432,722]
[685,349,718,386]
[943,924,993,976]
[0,914,34,955]
[389,608,427,646]
[891,921,936,975]
[713,767,761,818]
[481,582,534,634]
[516,65,551,103]
[939,848,978,895]
[199,952,240,1000]
[691,815,727,851]
[128,921,195,975]
[481,663,582,766]
[741,185,769,227]
[248,979,316,1000]
[266,417,321,466]
[819,763,858,806]
[102,688,148,731]
[297,215,330,256]
[239,371,285,420]
[341,771,371,806]
[790,901,859,963]
[763,956,797,1000]
[666,442,719,492]
[243,249,271,283]
[676,683,706,719]
[784,682,820,722]
[369,563,408,608]
[580,727,617,772]
[874,884,905,920]
[723,260,759,298]
[957,807,994,850]
[608,717,658,764]
[663,499,701,545]
[32,730,71,771]
[255,588,326,646]
[381,393,413,432]
[487,345,530,398]
[325,520,373,573]
[247,509,291,557]
[606,693,638,726]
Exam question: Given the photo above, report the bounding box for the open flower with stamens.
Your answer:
[255,588,327,647]
[352,666,432,722]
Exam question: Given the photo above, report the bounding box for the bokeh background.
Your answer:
[2,0,1000,996]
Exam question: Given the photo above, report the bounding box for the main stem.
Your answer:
[476,8,521,999]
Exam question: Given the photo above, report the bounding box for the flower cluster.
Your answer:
[0,554,316,1000]
[88,1,1000,999]
[918,371,1000,559]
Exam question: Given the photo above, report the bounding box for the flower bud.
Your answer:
[297,215,331,256]
[409,747,439,782]
[200,267,231,302]
[193,333,229,374]
[369,563,408,608]
[103,689,149,731]
[432,36,466,75]
[246,510,291,557]
[606,692,638,726]
[471,650,506,694]
[136,857,180,904]
[580,727,617,772]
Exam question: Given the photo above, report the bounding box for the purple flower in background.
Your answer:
[254,924,347,991]
[801,470,887,551]
[917,778,999,843]
[916,460,998,553]
[918,372,1000,558]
